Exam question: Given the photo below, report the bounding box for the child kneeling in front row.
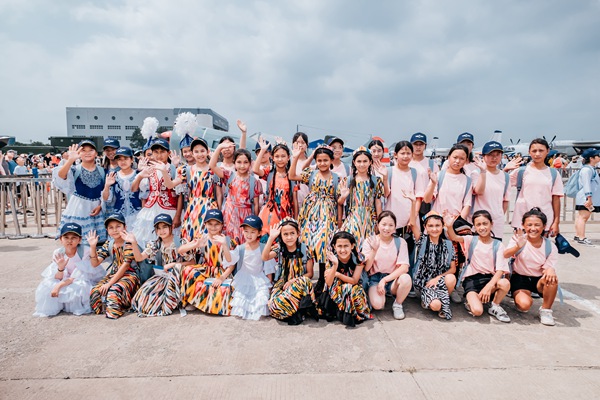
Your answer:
[504,207,559,326]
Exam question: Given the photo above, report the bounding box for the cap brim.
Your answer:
[61,230,82,237]
[205,218,223,223]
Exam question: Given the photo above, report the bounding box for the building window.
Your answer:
[94,116,98,120]
[107,125,121,130]
[129,116,134,120]
[76,116,80,120]
[111,116,116,120]
[125,136,134,140]
[125,125,138,130]
[71,124,85,129]
[165,117,169,121]
[108,136,122,140]
[90,125,103,129]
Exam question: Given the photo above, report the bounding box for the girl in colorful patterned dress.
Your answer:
[178,209,238,315]
[131,139,180,247]
[263,218,318,325]
[292,132,310,207]
[128,214,195,317]
[88,213,140,319]
[102,147,142,228]
[53,141,106,245]
[338,146,384,248]
[319,231,371,327]
[290,146,343,296]
[253,139,298,235]
[160,138,218,242]
[210,143,262,244]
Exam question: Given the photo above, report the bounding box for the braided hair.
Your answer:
[267,143,292,211]
[348,149,374,211]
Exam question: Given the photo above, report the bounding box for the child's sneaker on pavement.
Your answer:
[539,307,555,326]
[488,303,511,323]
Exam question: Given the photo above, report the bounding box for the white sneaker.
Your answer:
[392,302,405,320]
[579,237,594,246]
[450,290,462,303]
[488,304,511,323]
[539,307,555,326]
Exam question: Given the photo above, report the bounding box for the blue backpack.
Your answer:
[433,169,472,209]
[222,171,258,204]
[235,242,267,275]
[564,165,594,198]
[516,166,558,199]
[412,236,454,280]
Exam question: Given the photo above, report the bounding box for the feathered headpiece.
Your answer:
[141,117,159,151]
[174,112,198,138]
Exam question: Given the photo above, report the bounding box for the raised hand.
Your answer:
[149,161,168,172]
[237,120,247,133]
[86,230,99,247]
[170,151,181,167]
[269,224,281,239]
[473,156,487,171]
[442,210,457,227]
[139,166,153,178]
[340,186,350,200]
[68,144,80,161]
[193,234,208,249]
[326,249,338,265]
[513,228,527,248]
[105,171,117,187]
[428,169,438,185]
[504,156,523,171]
[120,230,137,244]
[53,252,68,270]
[138,157,149,170]
[258,135,270,152]
[291,147,302,159]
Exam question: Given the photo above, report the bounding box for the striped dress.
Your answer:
[268,246,316,320]
[179,166,218,241]
[130,239,193,317]
[180,237,237,315]
[298,169,343,263]
[90,241,140,319]
[340,177,384,247]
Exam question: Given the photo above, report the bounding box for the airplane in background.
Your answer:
[503,135,600,157]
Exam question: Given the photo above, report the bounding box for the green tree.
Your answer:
[128,128,146,149]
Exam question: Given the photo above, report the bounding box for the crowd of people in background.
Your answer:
[15,117,599,328]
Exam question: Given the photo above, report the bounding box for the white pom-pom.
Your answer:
[174,112,198,137]
[141,117,159,140]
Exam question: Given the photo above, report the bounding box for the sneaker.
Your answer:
[464,301,472,314]
[539,307,555,326]
[450,290,462,303]
[574,236,581,242]
[576,237,594,246]
[488,304,511,323]
[392,302,405,320]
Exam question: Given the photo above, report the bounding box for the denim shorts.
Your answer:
[368,272,393,295]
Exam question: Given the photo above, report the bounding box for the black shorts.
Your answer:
[510,273,542,297]
[575,205,600,213]
[462,273,494,295]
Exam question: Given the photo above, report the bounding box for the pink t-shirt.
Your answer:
[362,235,410,275]
[385,166,427,228]
[461,235,509,278]
[410,158,440,175]
[432,172,472,215]
[332,162,349,178]
[510,165,564,229]
[507,238,558,277]
[472,171,510,237]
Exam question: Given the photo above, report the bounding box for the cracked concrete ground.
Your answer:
[1,222,600,399]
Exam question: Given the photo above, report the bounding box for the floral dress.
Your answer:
[319,255,372,326]
[179,166,218,241]
[298,169,343,263]
[413,234,456,320]
[340,176,384,247]
[221,170,263,244]
[130,239,194,317]
[90,241,140,319]
[258,165,296,235]
[268,245,316,320]
[180,237,238,315]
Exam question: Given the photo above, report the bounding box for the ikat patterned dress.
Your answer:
[180,237,237,315]
[268,245,316,320]
[179,166,218,241]
[297,169,343,263]
[340,177,384,247]
[221,170,263,244]
[130,239,194,317]
[90,242,140,319]
[258,165,295,235]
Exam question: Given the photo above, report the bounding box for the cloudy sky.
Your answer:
[1,0,599,148]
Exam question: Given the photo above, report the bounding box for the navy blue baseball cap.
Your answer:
[190,138,209,151]
[205,209,224,224]
[327,137,344,147]
[482,141,504,155]
[60,223,82,237]
[241,214,263,231]
[115,147,134,158]
[254,142,272,153]
[103,138,120,149]
[150,138,170,151]
[104,212,126,227]
[410,132,427,144]
[457,132,474,144]
[153,213,173,227]
[555,233,580,257]
[581,148,600,159]
[79,139,97,150]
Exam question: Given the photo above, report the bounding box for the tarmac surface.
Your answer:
[1,222,600,399]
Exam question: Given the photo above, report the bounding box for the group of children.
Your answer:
[34,128,565,327]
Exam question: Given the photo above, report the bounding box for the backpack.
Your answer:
[564,165,594,198]
[412,236,454,280]
[433,170,472,209]
[222,171,258,204]
[386,166,417,190]
[235,242,266,275]
[308,170,340,202]
[344,174,380,213]
[456,236,501,287]
[516,166,558,199]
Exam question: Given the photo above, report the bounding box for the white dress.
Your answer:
[33,247,106,317]
[230,246,273,320]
